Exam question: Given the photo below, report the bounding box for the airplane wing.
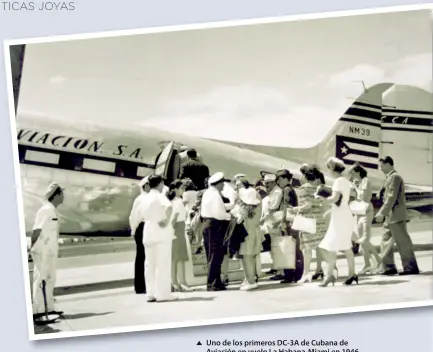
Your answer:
[403,184,433,209]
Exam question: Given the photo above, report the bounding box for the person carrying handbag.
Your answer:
[275,169,304,284]
[231,187,263,291]
[348,163,381,275]
[287,165,328,283]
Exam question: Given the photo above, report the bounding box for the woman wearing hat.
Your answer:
[231,187,263,291]
[236,176,265,280]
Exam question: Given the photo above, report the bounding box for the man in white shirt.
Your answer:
[139,175,178,302]
[222,180,237,211]
[30,182,64,321]
[129,176,150,294]
[201,172,232,291]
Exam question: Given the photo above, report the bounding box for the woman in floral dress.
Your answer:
[290,165,329,283]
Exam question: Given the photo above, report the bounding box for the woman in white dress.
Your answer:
[348,163,381,275]
[317,157,357,287]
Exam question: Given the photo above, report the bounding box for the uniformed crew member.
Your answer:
[129,176,151,294]
[201,172,232,291]
[30,182,64,320]
[140,175,178,302]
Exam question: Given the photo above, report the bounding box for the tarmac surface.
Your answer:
[44,219,433,294]
[34,250,433,336]
[30,217,433,337]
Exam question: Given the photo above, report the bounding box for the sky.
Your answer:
[18,9,432,148]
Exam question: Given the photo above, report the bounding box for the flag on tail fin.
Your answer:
[335,135,379,170]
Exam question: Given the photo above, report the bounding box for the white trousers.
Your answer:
[144,240,172,300]
[32,252,57,315]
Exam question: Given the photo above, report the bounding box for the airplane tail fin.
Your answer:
[316,83,393,182]
[316,82,433,188]
[380,84,433,186]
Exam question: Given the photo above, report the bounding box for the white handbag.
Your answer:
[271,236,296,270]
[349,200,369,216]
[291,209,316,234]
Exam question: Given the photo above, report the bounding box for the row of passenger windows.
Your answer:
[18,145,152,180]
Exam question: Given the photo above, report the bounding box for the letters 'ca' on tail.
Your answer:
[379,84,433,186]
[317,83,393,179]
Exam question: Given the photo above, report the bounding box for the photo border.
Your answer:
[3,2,433,342]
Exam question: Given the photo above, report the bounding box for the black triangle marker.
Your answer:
[197,341,202,346]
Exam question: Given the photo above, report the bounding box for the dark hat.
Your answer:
[186,147,197,156]
[276,169,293,179]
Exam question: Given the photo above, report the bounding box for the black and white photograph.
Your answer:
[5,5,433,340]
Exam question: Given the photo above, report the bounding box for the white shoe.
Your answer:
[180,284,194,292]
[157,295,179,302]
[240,283,258,291]
[299,273,312,283]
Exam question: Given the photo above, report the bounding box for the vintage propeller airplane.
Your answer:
[14,82,433,237]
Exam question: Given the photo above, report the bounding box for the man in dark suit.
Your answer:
[179,149,210,190]
[374,156,420,276]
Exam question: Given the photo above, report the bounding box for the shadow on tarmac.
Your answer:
[61,312,113,320]
[34,324,62,335]
[170,297,216,302]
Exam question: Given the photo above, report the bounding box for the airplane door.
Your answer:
[154,141,175,181]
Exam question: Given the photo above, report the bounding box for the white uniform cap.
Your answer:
[44,182,63,200]
[208,172,224,185]
[139,176,150,188]
[233,173,246,180]
[263,174,277,182]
